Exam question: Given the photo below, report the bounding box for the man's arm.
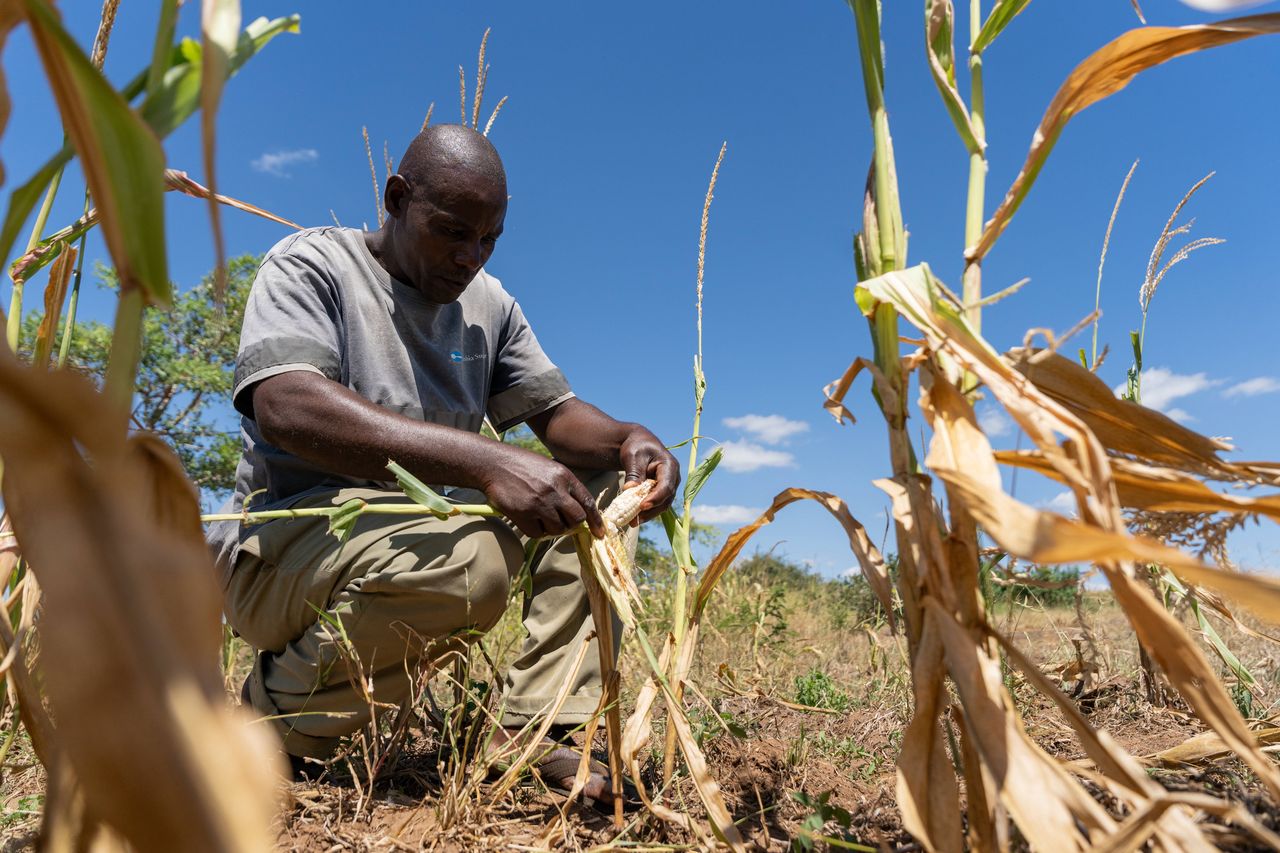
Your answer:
[527,397,680,524]
[249,371,606,538]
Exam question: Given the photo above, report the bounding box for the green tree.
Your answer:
[26,254,260,495]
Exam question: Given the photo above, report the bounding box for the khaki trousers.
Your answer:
[223,470,628,759]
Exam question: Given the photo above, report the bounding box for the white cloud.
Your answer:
[1224,377,1280,399]
[1043,491,1076,515]
[1165,408,1195,424]
[1113,367,1220,412]
[1179,1,1268,11]
[692,504,761,525]
[251,148,319,177]
[723,413,809,445]
[719,440,795,473]
[978,407,1013,438]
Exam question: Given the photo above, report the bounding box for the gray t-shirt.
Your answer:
[208,226,573,570]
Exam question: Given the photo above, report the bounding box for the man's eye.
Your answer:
[482,235,498,245]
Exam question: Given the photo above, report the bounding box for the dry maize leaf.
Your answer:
[925,600,1116,849]
[619,633,701,833]
[696,487,894,631]
[925,0,982,154]
[1147,727,1280,768]
[646,637,746,851]
[21,0,169,304]
[0,349,284,851]
[572,532,625,826]
[32,241,75,368]
[0,0,18,189]
[867,264,1280,807]
[915,339,1280,805]
[894,616,964,853]
[997,449,1280,520]
[971,13,1280,261]
[200,0,240,299]
[993,628,1217,851]
[1008,349,1234,473]
[1095,791,1280,853]
[10,168,300,286]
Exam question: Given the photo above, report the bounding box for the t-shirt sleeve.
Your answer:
[486,299,573,432]
[232,247,344,419]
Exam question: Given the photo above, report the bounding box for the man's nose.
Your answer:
[455,241,483,270]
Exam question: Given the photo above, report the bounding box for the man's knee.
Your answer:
[454,519,523,630]
[384,517,522,635]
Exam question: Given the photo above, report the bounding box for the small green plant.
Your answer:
[789,790,872,852]
[793,668,851,713]
[688,707,748,748]
[0,794,44,829]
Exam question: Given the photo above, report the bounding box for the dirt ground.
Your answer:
[5,574,1280,850]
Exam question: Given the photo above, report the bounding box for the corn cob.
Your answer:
[584,480,654,628]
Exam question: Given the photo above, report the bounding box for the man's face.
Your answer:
[393,177,507,303]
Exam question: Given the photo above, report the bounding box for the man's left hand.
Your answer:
[619,428,680,523]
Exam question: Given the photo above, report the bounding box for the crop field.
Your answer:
[6,1,1280,851]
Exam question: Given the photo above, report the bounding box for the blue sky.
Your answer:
[6,1,1280,576]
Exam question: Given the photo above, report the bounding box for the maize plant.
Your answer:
[0,2,299,850]
[826,2,1280,850]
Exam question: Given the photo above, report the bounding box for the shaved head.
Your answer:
[397,124,506,203]
[365,124,509,303]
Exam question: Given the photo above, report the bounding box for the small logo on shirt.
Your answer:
[450,350,486,364]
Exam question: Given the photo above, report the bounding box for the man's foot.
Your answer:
[288,753,328,783]
[489,726,631,809]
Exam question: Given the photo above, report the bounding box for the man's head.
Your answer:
[379,124,508,303]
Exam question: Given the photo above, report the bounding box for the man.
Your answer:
[209,124,679,802]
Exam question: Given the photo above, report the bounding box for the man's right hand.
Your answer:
[480,445,606,540]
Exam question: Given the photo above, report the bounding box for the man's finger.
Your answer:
[569,478,606,538]
[556,497,587,532]
[639,457,679,521]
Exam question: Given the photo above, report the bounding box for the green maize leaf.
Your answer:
[327,498,367,545]
[386,460,454,516]
[846,0,885,114]
[141,16,300,141]
[21,0,169,304]
[201,0,242,300]
[660,507,695,572]
[972,0,1033,54]
[0,154,67,284]
[1194,599,1256,688]
[683,445,722,508]
[925,0,982,154]
[146,0,181,99]
[1163,571,1256,688]
[0,14,298,282]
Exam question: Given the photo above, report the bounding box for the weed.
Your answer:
[793,669,852,713]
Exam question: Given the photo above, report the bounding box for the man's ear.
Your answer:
[384,175,411,220]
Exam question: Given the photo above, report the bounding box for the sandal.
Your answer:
[489,727,638,812]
